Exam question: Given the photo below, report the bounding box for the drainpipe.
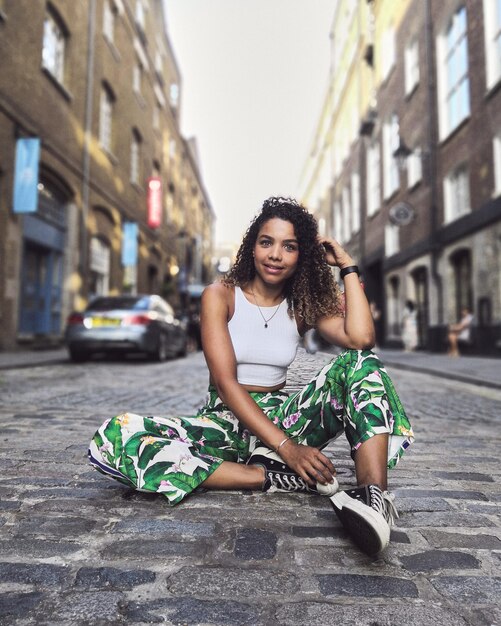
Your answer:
[81,0,96,295]
[425,0,443,328]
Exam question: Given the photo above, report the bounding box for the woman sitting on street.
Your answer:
[88,197,414,556]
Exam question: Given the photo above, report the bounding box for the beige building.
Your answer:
[0,0,215,350]
[300,0,501,354]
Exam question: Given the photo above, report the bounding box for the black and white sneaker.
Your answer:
[247,447,339,496]
[330,485,398,555]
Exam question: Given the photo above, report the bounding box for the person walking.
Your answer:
[88,197,414,556]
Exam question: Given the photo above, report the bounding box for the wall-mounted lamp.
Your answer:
[393,137,413,171]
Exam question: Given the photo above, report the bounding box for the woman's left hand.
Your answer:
[318,236,355,269]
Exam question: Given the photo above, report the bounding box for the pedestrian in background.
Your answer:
[88,197,414,557]
[401,300,418,352]
[447,307,474,357]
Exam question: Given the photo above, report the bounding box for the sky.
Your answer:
[164,0,335,246]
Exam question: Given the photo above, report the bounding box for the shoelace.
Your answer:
[368,486,399,526]
[269,472,308,492]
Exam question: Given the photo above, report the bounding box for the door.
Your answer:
[19,243,62,334]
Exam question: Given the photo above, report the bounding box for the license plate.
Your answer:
[89,316,122,327]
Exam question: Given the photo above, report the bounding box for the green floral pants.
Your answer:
[88,350,414,505]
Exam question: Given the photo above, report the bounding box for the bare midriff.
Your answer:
[209,378,286,394]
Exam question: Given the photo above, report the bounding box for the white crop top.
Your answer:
[228,287,300,386]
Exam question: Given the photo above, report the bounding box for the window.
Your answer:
[381,27,396,81]
[169,137,176,160]
[99,84,114,153]
[103,0,115,43]
[437,6,470,138]
[42,8,66,83]
[133,62,142,95]
[135,0,145,30]
[383,114,400,199]
[482,0,501,89]
[153,103,160,130]
[170,83,179,109]
[385,223,400,257]
[90,237,110,296]
[407,149,422,188]
[443,164,470,223]
[405,38,420,95]
[366,141,381,216]
[333,200,342,243]
[494,133,501,195]
[130,130,142,184]
[342,187,351,243]
[351,172,361,233]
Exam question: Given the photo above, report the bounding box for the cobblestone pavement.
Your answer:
[0,349,500,626]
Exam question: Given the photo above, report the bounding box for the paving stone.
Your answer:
[168,566,300,597]
[101,539,201,559]
[0,562,70,586]
[234,528,277,560]
[45,591,125,622]
[74,566,156,590]
[0,500,20,512]
[13,515,99,537]
[110,518,216,537]
[0,539,82,558]
[421,530,501,549]
[390,529,411,544]
[399,511,495,528]
[275,602,469,626]
[0,592,46,621]
[317,574,418,598]
[400,549,480,572]
[396,498,453,512]
[431,576,501,603]
[432,471,495,482]
[394,488,489,501]
[127,597,263,625]
[292,525,335,538]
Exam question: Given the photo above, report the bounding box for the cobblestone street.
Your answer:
[0,349,500,625]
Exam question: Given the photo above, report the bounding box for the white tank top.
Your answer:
[228,286,300,386]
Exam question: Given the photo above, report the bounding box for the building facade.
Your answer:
[299,0,501,353]
[0,0,215,350]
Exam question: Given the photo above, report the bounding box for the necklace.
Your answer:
[250,287,283,328]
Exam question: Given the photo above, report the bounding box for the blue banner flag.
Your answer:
[13,138,41,214]
[122,222,138,266]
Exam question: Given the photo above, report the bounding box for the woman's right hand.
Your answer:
[279,440,336,486]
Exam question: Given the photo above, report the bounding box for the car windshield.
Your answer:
[87,296,150,311]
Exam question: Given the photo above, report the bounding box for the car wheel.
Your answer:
[69,347,89,363]
[154,333,169,362]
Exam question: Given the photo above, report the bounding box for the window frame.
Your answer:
[366,140,381,217]
[42,7,67,85]
[437,5,470,139]
[443,163,470,224]
[99,83,115,154]
[405,37,420,96]
[383,114,400,200]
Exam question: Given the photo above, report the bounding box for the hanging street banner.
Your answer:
[122,222,138,266]
[13,137,40,214]
[147,176,162,228]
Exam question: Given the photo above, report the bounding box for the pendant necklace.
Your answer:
[250,287,283,328]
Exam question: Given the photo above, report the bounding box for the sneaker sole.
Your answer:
[329,491,390,556]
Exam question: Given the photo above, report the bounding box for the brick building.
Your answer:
[0,0,215,351]
[299,0,501,353]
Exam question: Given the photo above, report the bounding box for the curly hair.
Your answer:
[223,197,343,326]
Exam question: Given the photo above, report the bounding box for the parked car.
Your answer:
[65,294,187,363]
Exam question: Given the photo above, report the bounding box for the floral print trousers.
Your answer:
[88,350,414,505]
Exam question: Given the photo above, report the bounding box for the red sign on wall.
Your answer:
[147,177,162,228]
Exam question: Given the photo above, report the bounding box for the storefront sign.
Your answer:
[13,138,40,214]
[121,222,138,266]
[147,177,162,228]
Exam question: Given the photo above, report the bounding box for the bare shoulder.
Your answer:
[202,281,233,303]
